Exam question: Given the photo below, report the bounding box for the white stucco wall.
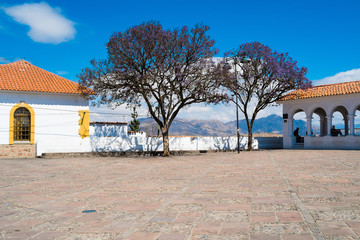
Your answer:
[279,93,360,149]
[0,91,90,155]
[89,135,258,152]
[89,123,128,137]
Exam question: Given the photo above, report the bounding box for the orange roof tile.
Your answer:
[278,80,360,101]
[0,60,91,95]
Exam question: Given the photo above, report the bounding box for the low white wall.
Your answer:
[88,135,258,153]
[255,137,283,149]
[283,135,360,150]
[305,135,360,150]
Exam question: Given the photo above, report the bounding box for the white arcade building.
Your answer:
[277,80,360,150]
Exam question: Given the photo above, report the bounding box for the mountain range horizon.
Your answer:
[138,114,309,137]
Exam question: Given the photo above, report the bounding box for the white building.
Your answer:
[0,60,91,158]
[277,81,360,149]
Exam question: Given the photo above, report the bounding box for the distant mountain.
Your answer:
[138,114,307,137]
[139,118,235,136]
[226,114,284,134]
[293,119,308,136]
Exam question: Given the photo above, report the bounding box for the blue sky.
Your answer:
[1,0,360,122]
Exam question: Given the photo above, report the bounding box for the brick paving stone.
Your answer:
[5,230,40,239]
[347,221,360,234]
[192,222,221,235]
[277,211,303,222]
[0,219,18,228]
[220,222,249,234]
[30,231,66,239]
[251,212,277,223]
[206,203,251,211]
[157,233,187,240]
[250,233,281,240]
[98,220,135,233]
[317,221,354,235]
[73,221,111,233]
[281,234,314,240]
[252,197,293,204]
[174,212,202,223]
[127,232,160,240]
[150,215,176,223]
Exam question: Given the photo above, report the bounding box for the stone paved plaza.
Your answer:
[0,150,360,240]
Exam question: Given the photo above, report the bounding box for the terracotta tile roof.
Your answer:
[0,60,91,95]
[278,80,360,101]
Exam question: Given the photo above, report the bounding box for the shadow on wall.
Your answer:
[93,126,127,137]
[89,135,258,152]
[255,137,283,149]
[90,136,141,152]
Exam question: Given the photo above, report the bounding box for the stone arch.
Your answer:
[351,104,360,116]
[311,107,327,136]
[330,105,349,135]
[290,108,306,118]
[292,108,307,137]
[353,104,360,135]
[9,102,35,144]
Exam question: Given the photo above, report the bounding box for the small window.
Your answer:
[14,107,31,141]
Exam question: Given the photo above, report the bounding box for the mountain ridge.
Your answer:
[138,114,307,136]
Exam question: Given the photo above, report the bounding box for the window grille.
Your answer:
[14,107,31,141]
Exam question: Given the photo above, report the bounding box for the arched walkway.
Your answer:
[279,81,360,150]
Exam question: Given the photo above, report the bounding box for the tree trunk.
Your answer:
[162,130,170,157]
[248,127,253,151]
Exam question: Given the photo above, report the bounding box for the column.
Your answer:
[326,115,333,136]
[348,114,355,135]
[306,117,312,136]
[288,116,293,136]
[319,117,326,136]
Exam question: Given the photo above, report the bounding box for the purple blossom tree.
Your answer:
[78,22,230,156]
[224,42,311,151]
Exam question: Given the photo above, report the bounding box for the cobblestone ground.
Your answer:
[0,150,360,240]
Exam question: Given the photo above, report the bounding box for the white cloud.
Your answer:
[178,103,233,122]
[0,57,29,63]
[313,68,360,86]
[56,70,69,75]
[3,2,76,44]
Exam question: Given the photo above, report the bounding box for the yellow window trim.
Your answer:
[9,102,35,145]
[78,110,89,139]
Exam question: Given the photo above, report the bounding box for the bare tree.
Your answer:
[224,42,311,150]
[78,22,229,156]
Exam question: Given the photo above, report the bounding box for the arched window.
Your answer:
[14,107,31,141]
[9,102,35,144]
